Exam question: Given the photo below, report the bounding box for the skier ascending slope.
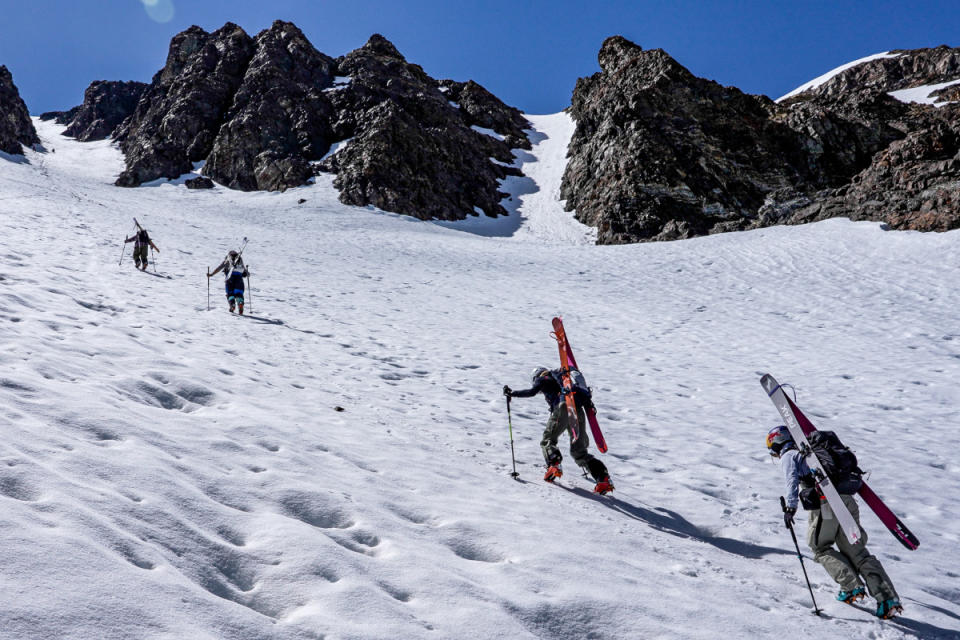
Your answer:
[504,368,613,494]
[766,425,902,619]
[208,250,249,314]
[124,225,158,271]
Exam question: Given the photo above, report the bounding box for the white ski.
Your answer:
[761,374,863,546]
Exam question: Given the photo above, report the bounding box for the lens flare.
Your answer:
[140,0,174,23]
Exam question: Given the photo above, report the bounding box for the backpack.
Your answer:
[550,368,592,400]
[807,430,863,495]
[137,229,149,245]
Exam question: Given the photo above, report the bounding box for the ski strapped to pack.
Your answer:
[552,317,608,453]
[761,374,919,550]
[550,319,581,441]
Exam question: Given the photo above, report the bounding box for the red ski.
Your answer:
[551,319,581,442]
[552,318,608,453]
[762,375,919,551]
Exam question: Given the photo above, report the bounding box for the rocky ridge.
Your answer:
[562,37,960,243]
[107,21,528,221]
[0,65,39,155]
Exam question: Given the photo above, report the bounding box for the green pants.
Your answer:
[541,404,607,481]
[133,245,148,267]
[806,494,898,601]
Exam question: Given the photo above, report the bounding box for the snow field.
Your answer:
[0,116,958,638]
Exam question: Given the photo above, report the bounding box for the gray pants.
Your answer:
[541,404,606,480]
[806,495,898,601]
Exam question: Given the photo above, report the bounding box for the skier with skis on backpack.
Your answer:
[208,250,249,314]
[504,367,613,494]
[766,425,902,619]
[124,226,159,271]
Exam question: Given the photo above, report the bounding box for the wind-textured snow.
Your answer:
[888,79,960,107]
[1,115,959,640]
[776,52,900,102]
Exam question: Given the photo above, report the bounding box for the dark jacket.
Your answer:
[511,370,593,412]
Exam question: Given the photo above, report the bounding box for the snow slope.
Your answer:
[777,52,900,102]
[1,116,959,639]
[888,79,960,107]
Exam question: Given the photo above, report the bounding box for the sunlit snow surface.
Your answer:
[777,52,900,102]
[888,79,960,107]
[1,117,959,639]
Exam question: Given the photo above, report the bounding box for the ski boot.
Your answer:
[837,587,866,604]
[229,301,236,313]
[593,476,614,495]
[543,465,563,483]
[238,302,244,315]
[876,598,902,619]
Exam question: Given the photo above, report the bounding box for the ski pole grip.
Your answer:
[780,496,787,512]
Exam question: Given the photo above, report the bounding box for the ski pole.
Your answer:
[781,496,822,616]
[150,245,157,273]
[119,221,135,266]
[246,268,251,313]
[206,268,210,311]
[506,396,519,479]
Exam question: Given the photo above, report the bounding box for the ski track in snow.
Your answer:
[0,117,958,639]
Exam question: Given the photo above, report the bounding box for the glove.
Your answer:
[243,270,250,277]
[503,385,512,397]
[783,506,796,529]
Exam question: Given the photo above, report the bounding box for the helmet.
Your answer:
[766,425,793,457]
[229,250,238,257]
[531,367,549,384]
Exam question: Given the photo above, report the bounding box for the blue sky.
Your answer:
[3,0,959,115]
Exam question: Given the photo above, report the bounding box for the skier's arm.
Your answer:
[125,235,136,243]
[209,261,226,277]
[781,451,802,510]
[149,239,159,252]
[508,377,544,399]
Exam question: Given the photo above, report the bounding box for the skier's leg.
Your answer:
[569,405,606,480]
[837,496,898,601]
[806,507,862,591]
[540,407,564,465]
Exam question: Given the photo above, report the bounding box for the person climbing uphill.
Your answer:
[766,425,902,619]
[208,250,249,314]
[124,225,158,271]
[504,367,613,494]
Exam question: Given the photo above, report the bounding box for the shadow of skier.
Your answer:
[558,485,792,559]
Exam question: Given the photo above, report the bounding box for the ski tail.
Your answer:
[858,482,920,550]
[556,318,607,453]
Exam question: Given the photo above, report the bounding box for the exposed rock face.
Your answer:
[61,81,147,141]
[323,34,523,219]
[113,23,527,221]
[204,21,336,191]
[561,37,813,243]
[562,37,960,243]
[0,65,39,155]
[115,23,256,187]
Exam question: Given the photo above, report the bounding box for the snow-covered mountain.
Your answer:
[1,113,959,639]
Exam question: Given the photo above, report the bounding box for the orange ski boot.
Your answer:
[593,476,614,495]
[544,465,563,483]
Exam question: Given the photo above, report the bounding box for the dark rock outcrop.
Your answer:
[322,34,523,219]
[113,23,528,221]
[0,65,39,155]
[39,107,81,125]
[562,37,960,243]
[184,176,214,189]
[204,21,337,191]
[61,80,147,141]
[561,36,813,243]
[115,23,256,186]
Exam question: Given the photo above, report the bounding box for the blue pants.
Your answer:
[225,273,245,304]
